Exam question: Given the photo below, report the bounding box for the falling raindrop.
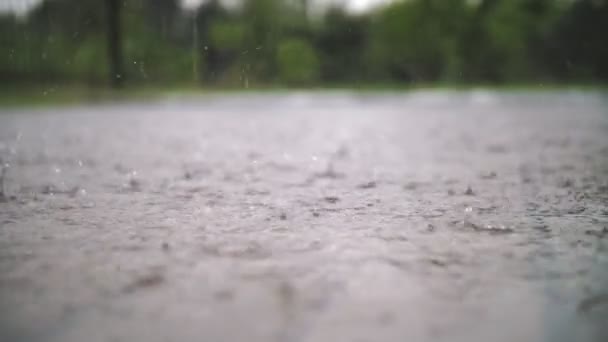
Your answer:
[0,162,8,201]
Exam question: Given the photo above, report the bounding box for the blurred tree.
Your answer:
[208,19,247,85]
[196,0,230,83]
[105,0,124,87]
[0,0,604,87]
[240,0,284,82]
[145,0,181,40]
[277,38,319,85]
[460,0,563,82]
[316,7,369,83]
[368,0,468,82]
[550,0,608,81]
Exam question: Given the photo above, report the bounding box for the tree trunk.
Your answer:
[106,0,124,88]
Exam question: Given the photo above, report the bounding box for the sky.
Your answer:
[0,0,393,16]
[0,0,43,16]
[181,0,394,13]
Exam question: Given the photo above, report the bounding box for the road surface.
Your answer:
[1,91,608,342]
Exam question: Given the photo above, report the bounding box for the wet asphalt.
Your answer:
[1,90,607,342]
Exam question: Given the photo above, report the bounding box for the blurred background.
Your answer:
[1,0,607,93]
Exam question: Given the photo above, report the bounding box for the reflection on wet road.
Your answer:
[1,91,608,342]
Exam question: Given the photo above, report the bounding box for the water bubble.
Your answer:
[465,206,473,213]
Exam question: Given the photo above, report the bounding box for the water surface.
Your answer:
[1,90,607,342]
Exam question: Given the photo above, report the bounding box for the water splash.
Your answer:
[0,161,8,201]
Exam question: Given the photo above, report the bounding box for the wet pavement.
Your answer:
[1,90,608,342]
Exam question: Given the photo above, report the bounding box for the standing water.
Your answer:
[0,91,607,342]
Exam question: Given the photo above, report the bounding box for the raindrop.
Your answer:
[324,196,340,204]
[357,181,377,189]
[128,178,141,191]
[0,162,8,201]
[204,46,208,51]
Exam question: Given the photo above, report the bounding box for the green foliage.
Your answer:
[0,0,606,87]
[316,8,368,82]
[277,39,319,85]
[368,0,469,82]
[210,21,245,51]
[549,0,608,81]
[71,36,108,83]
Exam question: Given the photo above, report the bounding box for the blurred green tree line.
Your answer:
[1,0,606,88]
